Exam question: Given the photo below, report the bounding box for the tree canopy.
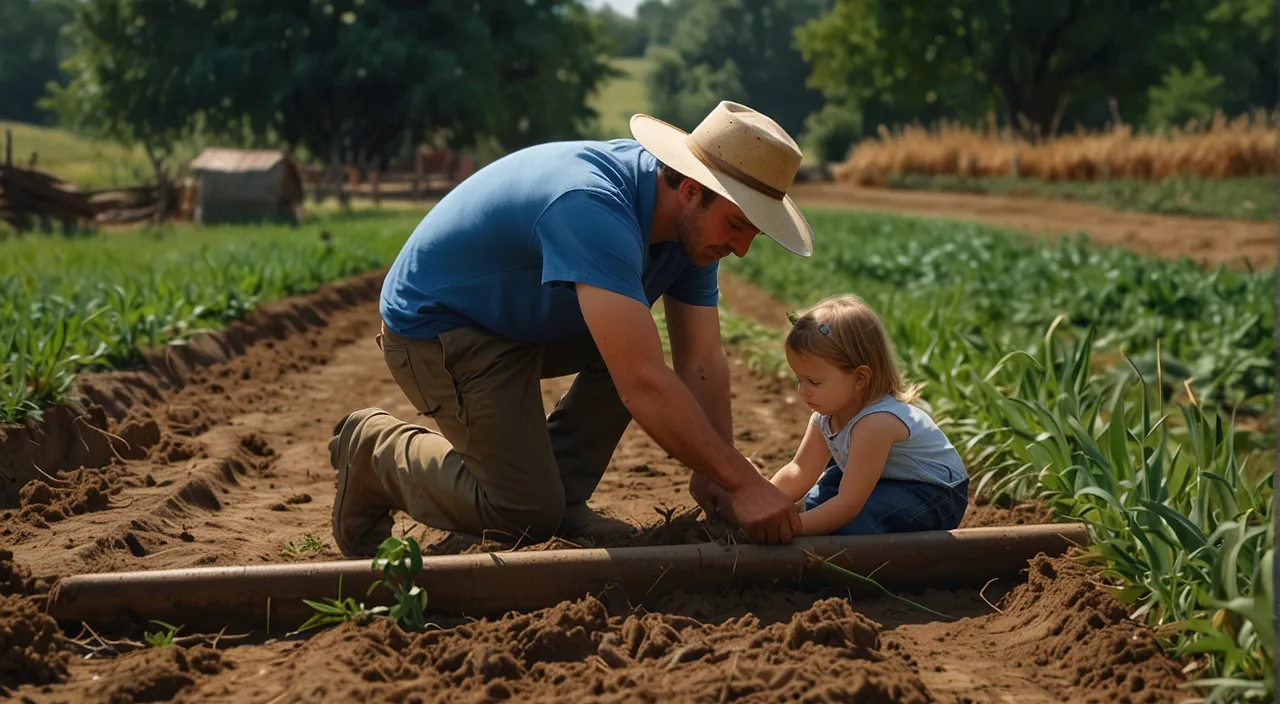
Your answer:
[0,0,76,124]
[797,0,1277,137]
[643,0,830,138]
[47,0,617,170]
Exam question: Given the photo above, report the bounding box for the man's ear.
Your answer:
[679,177,702,204]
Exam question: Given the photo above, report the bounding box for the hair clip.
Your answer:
[819,323,831,335]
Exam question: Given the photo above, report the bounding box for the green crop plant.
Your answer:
[294,574,381,634]
[143,620,182,648]
[723,207,1274,699]
[368,536,431,632]
[293,536,432,635]
[0,211,422,422]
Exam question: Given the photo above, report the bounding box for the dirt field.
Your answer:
[2,271,1192,702]
[791,182,1276,269]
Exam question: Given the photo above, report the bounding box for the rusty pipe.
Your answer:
[48,523,1088,633]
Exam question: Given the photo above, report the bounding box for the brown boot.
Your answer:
[329,408,396,556]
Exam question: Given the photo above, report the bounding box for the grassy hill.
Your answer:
[588,57,652,140]
[0,121,203,189]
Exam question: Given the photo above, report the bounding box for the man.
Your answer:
[329,100,815,556]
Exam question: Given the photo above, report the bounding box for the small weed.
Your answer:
[144,620,182,648]
[281,533,326,559]
[293,574,383,634]
[292,536,432,635]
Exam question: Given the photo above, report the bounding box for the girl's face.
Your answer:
[785,347,868,418]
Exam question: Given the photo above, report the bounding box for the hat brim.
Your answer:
[630,113,813,258]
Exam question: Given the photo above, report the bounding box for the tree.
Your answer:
[644,0,830,139]
[49,0,616,180]
[797,0,1246,137]
[594,6,648,56]
[0,0,76,124]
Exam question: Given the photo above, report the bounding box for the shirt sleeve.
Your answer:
[664,259,720,307]
[533,189,648,306]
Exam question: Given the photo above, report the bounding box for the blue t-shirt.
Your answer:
[380,139,720,342]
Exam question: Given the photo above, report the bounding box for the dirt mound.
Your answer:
[0,594,71,692]
[0,551,38,597]
[95,646,230,704]
[14,464,139,528]
[885,553,1190,703]
[997,555,1189,701]
[212,594,931,703]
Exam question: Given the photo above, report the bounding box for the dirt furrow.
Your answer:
[0,270,1192,703]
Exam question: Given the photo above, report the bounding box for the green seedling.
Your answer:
[144,620,182,648]
[368,536,431,632]
[281,533,327,559]
[294,574,384,634]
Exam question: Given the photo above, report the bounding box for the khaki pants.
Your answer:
[343,322,633,541]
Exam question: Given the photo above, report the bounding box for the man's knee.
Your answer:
[494,504,565,543]
[485,485,566,542]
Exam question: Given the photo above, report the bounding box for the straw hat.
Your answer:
[630,101,813,257]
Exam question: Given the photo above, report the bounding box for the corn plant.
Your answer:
[0,211,418,422]
[723,207,1275,698]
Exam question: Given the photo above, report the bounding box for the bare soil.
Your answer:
[0,272,1193,702]
[791,182,1276,269]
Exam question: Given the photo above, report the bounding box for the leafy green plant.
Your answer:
[143,620,182,648]
[293,536,432,635]
[281,533,327,559]
[294,574,384,634]
[723,207,1275,698]
[368,536,431,632]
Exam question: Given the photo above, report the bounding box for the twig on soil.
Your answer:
[31,463,72,485]
[802,549,955,621]
[718,653,740,704]
[587,654,613,673]
[644,564,672,597]
[71,621,123,657]
[979,577,1003,613]
[74,416,130,463]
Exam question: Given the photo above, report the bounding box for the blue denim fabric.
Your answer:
[803,459,969,536]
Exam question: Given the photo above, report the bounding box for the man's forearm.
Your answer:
[675,349,733,445]
[618,362,756,492]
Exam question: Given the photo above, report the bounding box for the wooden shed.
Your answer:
[188,148,304,225]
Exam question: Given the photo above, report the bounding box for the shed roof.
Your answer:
[190,148,291,173]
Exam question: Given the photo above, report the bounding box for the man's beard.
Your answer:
[675,207,709,264]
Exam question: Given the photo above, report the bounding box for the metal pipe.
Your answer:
[48,524,1088,633]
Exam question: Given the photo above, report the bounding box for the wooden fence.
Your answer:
[0,130,164,233]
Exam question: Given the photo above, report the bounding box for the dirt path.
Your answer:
[791,182,1276,269]
[1,272,1188,702]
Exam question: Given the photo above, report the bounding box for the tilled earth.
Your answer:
[1,272,1190,702]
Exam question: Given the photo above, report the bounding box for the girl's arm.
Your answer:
[798,413,907,536]
[768,418,832,502]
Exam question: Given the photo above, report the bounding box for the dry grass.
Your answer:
[835,110,1277,185]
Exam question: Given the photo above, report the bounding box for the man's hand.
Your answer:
[689,472,733,522]
[730,476,803,544]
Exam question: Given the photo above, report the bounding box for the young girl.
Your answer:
[769,294,969,536]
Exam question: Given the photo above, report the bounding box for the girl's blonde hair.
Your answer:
[785,294,921,405]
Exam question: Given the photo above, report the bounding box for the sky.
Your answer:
[583,0,644,17]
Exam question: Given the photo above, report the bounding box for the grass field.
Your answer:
[0,121,205,190]
[588,57,651,140]
[887,173,1277,222]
